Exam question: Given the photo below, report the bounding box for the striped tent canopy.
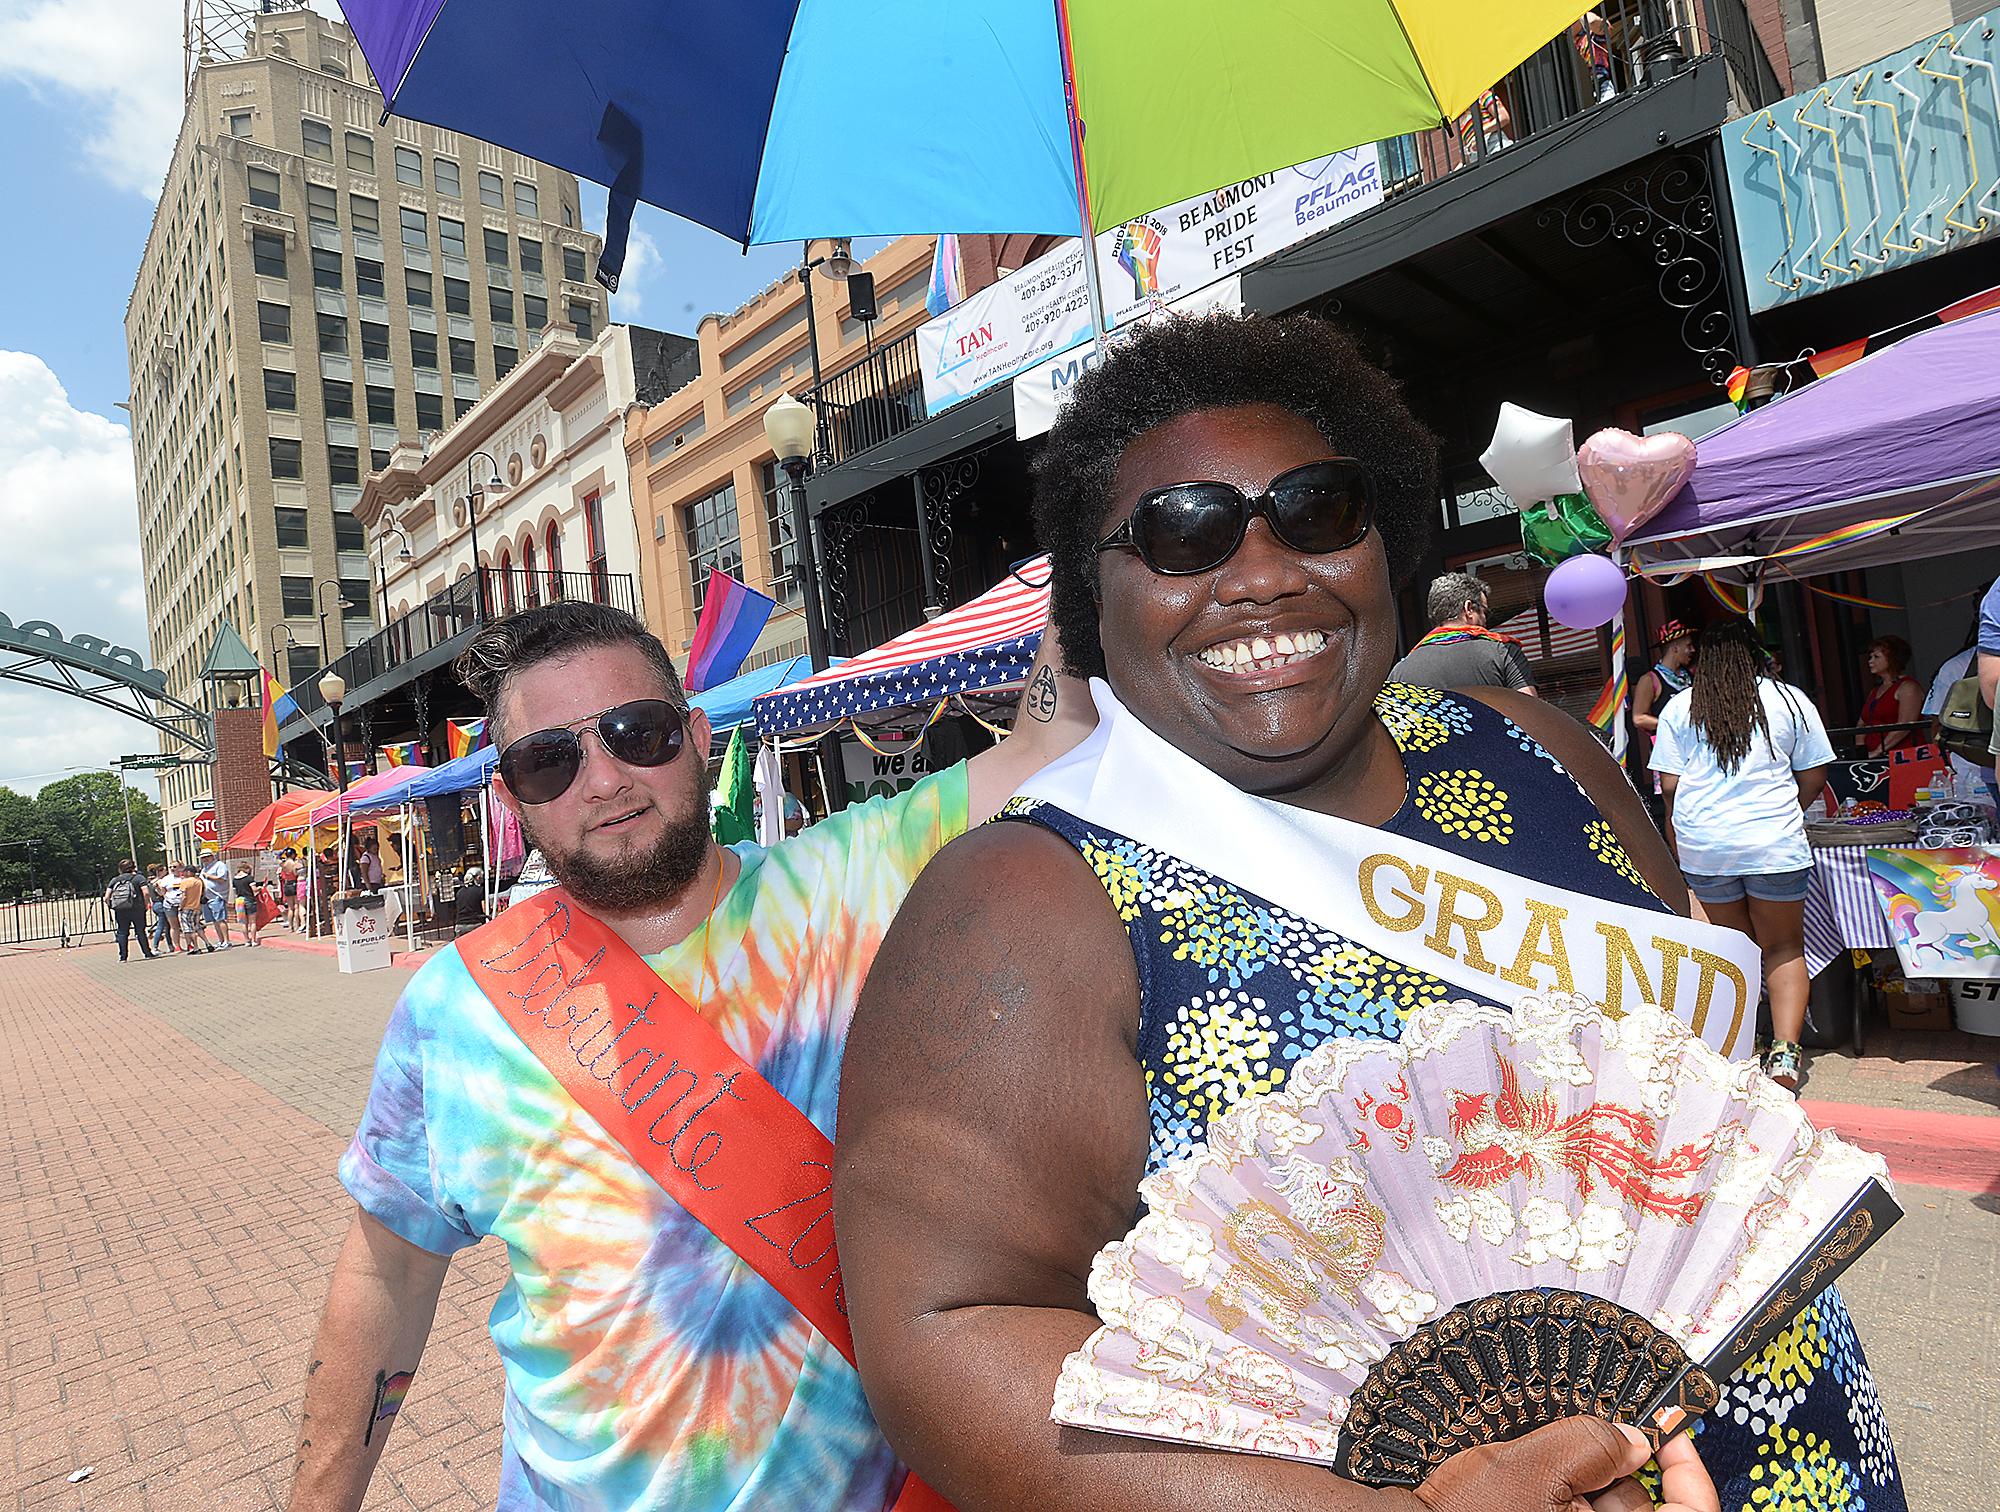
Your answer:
[1491,605,1599,663]
[755,560,1050,735]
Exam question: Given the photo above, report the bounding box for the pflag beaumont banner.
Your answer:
[917,147,1385,416]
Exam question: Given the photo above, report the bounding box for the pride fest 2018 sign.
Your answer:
[916,146,1385,416]
[1868,847,2000,980]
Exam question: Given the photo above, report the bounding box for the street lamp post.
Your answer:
[762,393,831,671]
[796,238,852,467]
[465,451,505,621]
[318,670,349,793]
[763,391,845,817]
[316,580,357,665]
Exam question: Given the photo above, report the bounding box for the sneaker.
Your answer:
[1764,1040,1803,1093]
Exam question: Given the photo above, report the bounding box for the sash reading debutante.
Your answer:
[1016,682,1763,1061]
[457,891,951,1512]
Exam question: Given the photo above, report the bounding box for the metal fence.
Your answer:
[5,890,113,946]
[287,567,640,723]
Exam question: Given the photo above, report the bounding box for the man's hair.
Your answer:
[1031,312,1438,678]
[456,601,688,746]
[117,857,135,873]
[1425,571,1489,628]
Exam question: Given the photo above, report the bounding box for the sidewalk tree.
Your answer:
[2,774,166,895]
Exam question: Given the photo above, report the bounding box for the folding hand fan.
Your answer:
[1052,994,1898,1488]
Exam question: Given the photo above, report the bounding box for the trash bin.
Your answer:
[1952,978,2000,1036]
[333,893,392,973]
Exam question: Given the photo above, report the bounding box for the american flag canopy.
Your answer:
[755,558,1049,735]
[1491,605,1600,663]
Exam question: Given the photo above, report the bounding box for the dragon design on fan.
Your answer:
[1434,1051,1722,1224]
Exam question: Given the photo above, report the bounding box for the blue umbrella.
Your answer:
[340,0,1077,283]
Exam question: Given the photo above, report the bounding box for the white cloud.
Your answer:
[608,227,663,322]
[0,0,185,196]
[0,0,345,196]
[0,352,159,796]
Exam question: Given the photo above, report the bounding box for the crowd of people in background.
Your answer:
[1393,569,2000,1094]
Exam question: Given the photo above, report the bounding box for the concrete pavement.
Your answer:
[3,935,1997,1509]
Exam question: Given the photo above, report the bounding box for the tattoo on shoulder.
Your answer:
[362,1368,415,1447]
[1026,665,1058,723]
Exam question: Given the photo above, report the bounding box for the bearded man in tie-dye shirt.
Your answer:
[287,601,1089,1512]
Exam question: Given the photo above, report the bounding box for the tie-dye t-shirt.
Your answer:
[339,766,969,1511]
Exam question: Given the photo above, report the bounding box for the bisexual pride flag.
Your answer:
[685,570,775,694]
[381,740,426,768]
[447,718,489,760]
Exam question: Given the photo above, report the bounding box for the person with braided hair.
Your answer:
[1649,617,1836,1091]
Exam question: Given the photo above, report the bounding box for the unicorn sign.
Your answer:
[1868,847,2000,979]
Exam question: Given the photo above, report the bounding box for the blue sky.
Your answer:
[0,0,885,799]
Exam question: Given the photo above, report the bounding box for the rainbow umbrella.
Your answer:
[341,0,1593,293]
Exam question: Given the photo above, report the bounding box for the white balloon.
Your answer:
[1479,403,1583,507]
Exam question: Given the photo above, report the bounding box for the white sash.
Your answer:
[1015,682,1762,1060]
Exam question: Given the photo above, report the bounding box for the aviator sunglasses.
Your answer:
[1094,457,1375,576]
[497,698,687,805]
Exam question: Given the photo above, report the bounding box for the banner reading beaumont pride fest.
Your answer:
[916,146,1386,416]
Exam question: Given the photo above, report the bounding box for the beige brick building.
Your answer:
[125,5,602,853]
[626,236,938,674]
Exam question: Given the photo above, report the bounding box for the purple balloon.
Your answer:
[1544,552,1627,630]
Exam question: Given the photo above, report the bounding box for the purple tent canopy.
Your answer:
[1627,309,2000,577]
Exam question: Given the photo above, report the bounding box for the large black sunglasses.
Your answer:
[497,699,687,805]
[1094,458,1375,576]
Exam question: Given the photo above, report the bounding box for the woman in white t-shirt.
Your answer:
[1650,617,1835,1091]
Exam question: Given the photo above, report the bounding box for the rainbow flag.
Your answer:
[342,757,372,784]
[260,667,286,757]
[447,718,489,760]
[926,233,966,317]
[380,740,426,768]
[685,570,775,694]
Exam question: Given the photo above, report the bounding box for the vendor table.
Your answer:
[1803,843,1891,980]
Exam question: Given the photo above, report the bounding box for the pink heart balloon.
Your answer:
[1576,428,1697,544]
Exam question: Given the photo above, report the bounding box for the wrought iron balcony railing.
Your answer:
[286,567,638,723]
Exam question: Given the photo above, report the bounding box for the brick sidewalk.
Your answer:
[1,945,506,1510]
[4,940,1997,1509]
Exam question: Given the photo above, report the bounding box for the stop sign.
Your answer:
[193,809,219,846]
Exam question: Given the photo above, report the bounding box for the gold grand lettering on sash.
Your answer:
[1360,854,1427,932]
[1501,899,1574,992]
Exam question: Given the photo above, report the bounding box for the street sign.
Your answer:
[118,754,184,770]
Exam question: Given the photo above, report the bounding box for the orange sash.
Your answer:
[458,889,949,1512]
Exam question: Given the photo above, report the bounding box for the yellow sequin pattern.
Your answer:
[1585,818,1648,891]
[1412,769,1515,844]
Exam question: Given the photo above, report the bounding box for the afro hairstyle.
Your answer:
[1030,312,1437,679]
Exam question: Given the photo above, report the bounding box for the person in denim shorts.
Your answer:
[1651,617,1835,1090]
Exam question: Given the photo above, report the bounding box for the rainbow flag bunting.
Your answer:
[1586,617,1627,735]
[343,757,372,784]
[380,740,426,768]
[685,569,776,694]
[447,718,489,760]
[1769,512,1922,561]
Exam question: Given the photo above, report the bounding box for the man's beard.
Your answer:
[521,794,712,915]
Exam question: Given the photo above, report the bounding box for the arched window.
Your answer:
[546,520,563,599]
[523,535,540,607]
[498,547,514,613]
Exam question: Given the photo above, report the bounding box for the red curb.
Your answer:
[1801,1097,2000,1196]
